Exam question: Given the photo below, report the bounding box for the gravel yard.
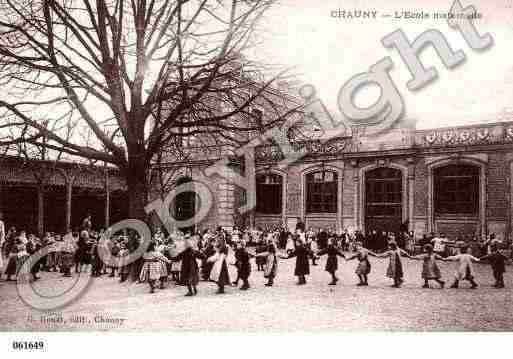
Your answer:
[1,253,512,331]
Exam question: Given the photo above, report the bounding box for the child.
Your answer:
[139,242,171,293]
[108,237,120,277]
[232,241,243,286]
[15,238,29,275]
[26,235,42,281]
[255,241,278,287]
[410,244,445,288]
[118,242,130,283]
[345,241,371,286]
[168,240,181,282]
[4,241,18,281]
[91,240,103,277]
[156,240,169,289]
[310,238,319,266]
[280,239,312,285]
[479,243,507,288]
[232,241,253,290]
[316,238,345,285]
[373,241,411,288]
[207,239,231,294]
[406,231,415,256]
[445,245,479,289]
[60,233,76,278]
[255,240,267,271]
[200,240,216,280]
[171,238,205,296]
[285,234,295,256]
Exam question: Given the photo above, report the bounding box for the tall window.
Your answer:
[173,177,196,222]
[365,167,402,218]
[306,170,338,213]
[434,164,479,216]
[256,173,283,214]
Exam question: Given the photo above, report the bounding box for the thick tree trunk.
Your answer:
[125,159,149,221]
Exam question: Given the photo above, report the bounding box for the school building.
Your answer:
[157,119,513,242]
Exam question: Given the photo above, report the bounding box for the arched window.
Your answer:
[365,167,402,233]
[173,177,196,222]
[306,170,337,213]
[256,173,283,214]
[434,164,479,216]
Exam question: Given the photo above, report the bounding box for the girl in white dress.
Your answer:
[444,245,479,289]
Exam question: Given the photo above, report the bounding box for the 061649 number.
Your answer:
[12,341,44,350]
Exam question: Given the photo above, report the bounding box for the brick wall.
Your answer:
[286,166,302,217]
[487,152,508,220]
[414,159,428,218]
[342,166,355,218]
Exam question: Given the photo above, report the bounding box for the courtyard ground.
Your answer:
[1,253,512,331]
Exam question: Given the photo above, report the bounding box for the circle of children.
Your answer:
[0,220,509,296]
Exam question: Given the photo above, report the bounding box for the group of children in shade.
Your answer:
[327,240,507,290]
[139,235,508,296]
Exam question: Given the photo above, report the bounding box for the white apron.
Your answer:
[208,252,226,282]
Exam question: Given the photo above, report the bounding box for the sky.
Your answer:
[3,0,512,163]
[254,0,513,129]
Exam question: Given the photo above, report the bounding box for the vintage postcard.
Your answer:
[0,0,512,355]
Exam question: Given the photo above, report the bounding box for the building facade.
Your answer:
[156,120,513,242]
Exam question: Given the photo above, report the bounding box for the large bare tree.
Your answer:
[0,0,300,219]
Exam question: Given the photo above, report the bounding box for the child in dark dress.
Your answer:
[232,241,253,290]
[171,238,205,296]
[480,243,508,288]
[255,241,267,271]
[316,238,345,285]
[280,240,312,285]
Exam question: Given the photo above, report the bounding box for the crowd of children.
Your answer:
[0,221,510,296]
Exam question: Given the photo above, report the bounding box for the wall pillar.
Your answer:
[0,181,3,217]
[58,169,76,233]
[351,160,360,231]
[37,183,44,237]
[105,170,110,229]
[407,158,415,232]
[216,148,238,230]
[65,179,72,232]
[217,176,235,230]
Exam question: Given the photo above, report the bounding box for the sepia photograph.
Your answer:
[0,0,512,355]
